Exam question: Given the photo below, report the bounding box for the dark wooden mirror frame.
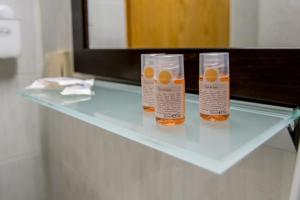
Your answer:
[72,0,300,108]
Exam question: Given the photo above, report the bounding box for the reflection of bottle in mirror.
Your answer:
[141,54,163,112]
[199,53,230,121]
[155,54,185,126]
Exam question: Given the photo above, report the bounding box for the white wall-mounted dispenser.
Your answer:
[0,5,21,59]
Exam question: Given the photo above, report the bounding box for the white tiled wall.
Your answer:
[0,0,46,199]
[0,0,73,197]
[39,0,73,54]
[0,0,43,75]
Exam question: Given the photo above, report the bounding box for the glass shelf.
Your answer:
[20,80,300,174]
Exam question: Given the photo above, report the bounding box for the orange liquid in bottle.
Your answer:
[141,73,155,112]
[199,76,230,121]
[143,106,155,112]
[156,79,185,126]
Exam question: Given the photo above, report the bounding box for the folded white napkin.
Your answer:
[26,77,95,96]
[61,85,95,96]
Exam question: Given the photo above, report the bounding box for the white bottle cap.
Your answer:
[200,53,229,75]
[141,54,162,67]
[155,54,184,79]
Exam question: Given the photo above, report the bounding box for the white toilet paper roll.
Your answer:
[0,5,14,19]
[0,19,21,58]
[0,5,21,59]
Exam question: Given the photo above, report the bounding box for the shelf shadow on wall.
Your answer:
[0,58,17,80]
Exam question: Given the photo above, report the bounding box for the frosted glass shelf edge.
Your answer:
[220,112,298,173]
[21,93,224,173]
[20,80,300,174]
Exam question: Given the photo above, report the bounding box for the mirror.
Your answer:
[87,0,300,49]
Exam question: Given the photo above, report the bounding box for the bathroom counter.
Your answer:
[20,80,300,174]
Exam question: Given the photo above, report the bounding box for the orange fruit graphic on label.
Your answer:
[205,68,218,82]
[144,66,154,79]
[159,70,172,85]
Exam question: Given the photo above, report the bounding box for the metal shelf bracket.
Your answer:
[288,107,300,151]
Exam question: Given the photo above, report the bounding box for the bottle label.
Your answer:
[142,77,155,108]
[199,68,230,115]
[155,82,185,119]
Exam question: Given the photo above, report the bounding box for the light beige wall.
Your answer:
[230,0,259,47]
[88,0,127,49]
[258,0,300,47]
[231,0,300,47]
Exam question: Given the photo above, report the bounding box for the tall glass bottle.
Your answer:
[199,53,230,121]
[141,54,162,112]
[155,54,185,125]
